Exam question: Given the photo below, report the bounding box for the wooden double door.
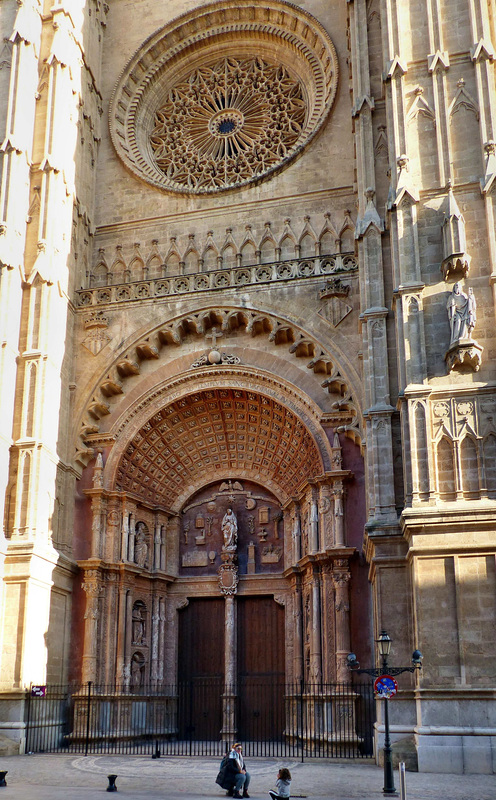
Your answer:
[178,596,285,740]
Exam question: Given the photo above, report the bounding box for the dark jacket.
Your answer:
[216,755,244,790]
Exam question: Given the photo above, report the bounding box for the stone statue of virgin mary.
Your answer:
[221,508,238,550]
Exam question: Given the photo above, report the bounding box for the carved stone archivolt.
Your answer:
[109,1,338,194]
[76,307,361,468]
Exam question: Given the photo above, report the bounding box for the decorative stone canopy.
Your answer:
[109,0,339,194]
[116,388,324,507]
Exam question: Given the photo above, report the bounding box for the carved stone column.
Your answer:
[222,593,237,742]
[158,597,166,684]
[160,521,167,571]
[153,514,161,570]
[121,506,129,561]
[310,570,322,683]
[102,572,117,685]
[115,584,127,683]
[224,594,237,688]
[151,595,160,686]
[332,561,352,683]
[168,515,180,573]
[81,570,102,683]
[123,590,134,690]
[321,565,336,682]
[309,491,319,553]
[164,597,188,686]
[128,512,135,562]
[292,503,301,562]
[292,575,303,684]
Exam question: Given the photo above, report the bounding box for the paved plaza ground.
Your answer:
[0,754,492,800]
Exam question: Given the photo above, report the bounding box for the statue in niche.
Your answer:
[132,605,145,645]
[222,507,238,550]
[131,653,144,691]
[447,283,476,344]
[135,524,148,568]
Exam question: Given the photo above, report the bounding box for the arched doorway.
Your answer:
[75,371,370,754]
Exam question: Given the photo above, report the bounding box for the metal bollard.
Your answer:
[107,774,118,792]
[398,762,406,800]
[0,771,7,787]
[152,740,161,759]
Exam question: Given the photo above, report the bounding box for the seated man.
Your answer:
[216,743,250,799]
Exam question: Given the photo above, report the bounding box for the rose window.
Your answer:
[109,1,339,195]
[149,58,306,192]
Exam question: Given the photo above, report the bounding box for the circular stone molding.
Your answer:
[109,0,339,195]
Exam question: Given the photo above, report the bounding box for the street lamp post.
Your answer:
[347,631,422,795]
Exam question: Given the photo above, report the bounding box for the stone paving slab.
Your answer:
[0,754,493,800]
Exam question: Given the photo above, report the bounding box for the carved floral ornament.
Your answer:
[109,1,338,194]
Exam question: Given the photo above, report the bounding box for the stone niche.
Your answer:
[179,479,283,576]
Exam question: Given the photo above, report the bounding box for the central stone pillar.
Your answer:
[218,506,240,744]
[222,593,237,743]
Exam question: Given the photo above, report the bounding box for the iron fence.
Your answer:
[25,679,375,759]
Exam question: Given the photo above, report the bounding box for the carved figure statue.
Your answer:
[222,507,238,550]
[131,653,143,690]
[132,605,145,645]
[447,283,475,345]
[135,524,148,568]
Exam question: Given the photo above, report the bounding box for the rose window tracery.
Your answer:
[150,57,306,192]
[109,1,339,195]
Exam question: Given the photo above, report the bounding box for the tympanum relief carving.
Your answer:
[179,479,283,576]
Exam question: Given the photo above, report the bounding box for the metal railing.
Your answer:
[25,679,375,759]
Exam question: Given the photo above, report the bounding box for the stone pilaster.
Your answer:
[332,562,352,683]
[81,570,102,683]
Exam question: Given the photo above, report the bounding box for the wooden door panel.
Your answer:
[178,598,224,679]
[237,596,285,677]
[237,596,285,740]
[178,598,224,739]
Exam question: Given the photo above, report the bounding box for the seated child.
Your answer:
[269,767,291,800]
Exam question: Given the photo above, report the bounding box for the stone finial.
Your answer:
[355,188,384,236]
[441,184,470,279]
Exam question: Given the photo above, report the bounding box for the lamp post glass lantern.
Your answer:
[347,631,422,795]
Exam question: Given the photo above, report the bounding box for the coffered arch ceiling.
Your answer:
[114,387,324,509]
[77,306,362,470]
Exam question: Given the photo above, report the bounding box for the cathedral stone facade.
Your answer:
[0,0,495,774]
